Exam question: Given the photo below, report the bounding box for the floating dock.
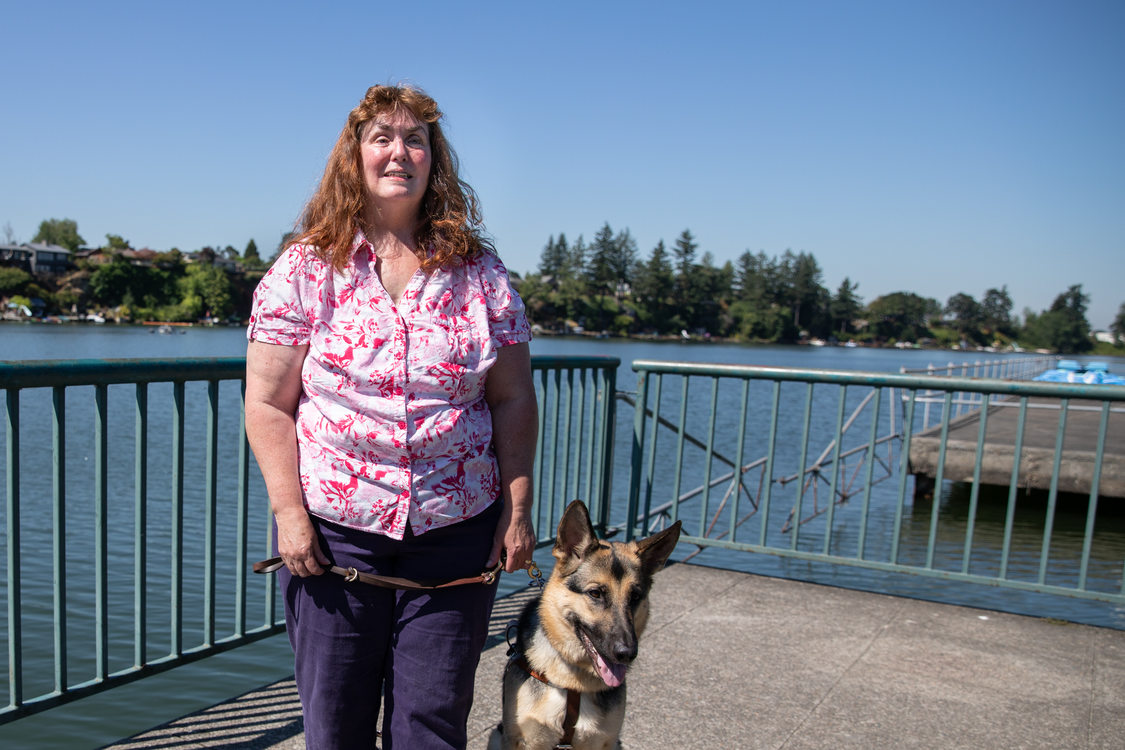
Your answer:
[105,563,1125,749]
[908,397,1125,498]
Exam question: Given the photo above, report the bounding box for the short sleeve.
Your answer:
[478,253,532,347]
[246,245,318,346]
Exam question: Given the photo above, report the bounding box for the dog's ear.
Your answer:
[635,520,682,577]
[553,499,600,566]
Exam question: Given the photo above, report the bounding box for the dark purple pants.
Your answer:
[277,502,501,750]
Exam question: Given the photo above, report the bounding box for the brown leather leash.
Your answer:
[252,556,503,590]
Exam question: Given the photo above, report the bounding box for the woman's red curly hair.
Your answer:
[292,84,492,272]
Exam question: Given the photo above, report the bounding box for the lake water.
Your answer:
[2,322,1124,748]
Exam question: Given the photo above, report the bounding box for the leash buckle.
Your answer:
[525,561,545,589]
[343,567,359,583]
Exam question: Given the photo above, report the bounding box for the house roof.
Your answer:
[25,242,72,255]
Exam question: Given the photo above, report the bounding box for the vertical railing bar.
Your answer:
[670,378,691,533]
[133,383,148,669]
[857,387,882,559]
[170,382,185,657]
[596,364,616,533]
[642,374,664,531]
[582,370,598,522]
[822,385,847,556]
[627,369,650,542]
[891,389,918,564]
[924,391,954,569]
[1037,397,1069,585]
[571,369,586,509]
[758,381,781,547]
[697,377,720,539]
[560,369,574,509]
[5,390,21,709]
[961,393,990,575]
[728,379,751,545]
[94,384,109,682]
[204,381,219,646]
[922,364,934,429]
[264,443,277,629]
[533,369,548,529]
[1077,401,1110,589]
[790,383,815,551]
[887,385,897,472]
[999,397,1029,579]
[236,381,250,636]
[51,387,67,696]
[547,369,564,527]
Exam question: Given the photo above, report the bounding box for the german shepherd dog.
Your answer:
[491,500,682,749]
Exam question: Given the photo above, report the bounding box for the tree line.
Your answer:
[517,223,1125,354]
[4,217,1125,354]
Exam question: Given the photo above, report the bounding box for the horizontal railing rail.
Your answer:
[899,354,1057,379]
[626,360,1125,612]
[0,354,619,723]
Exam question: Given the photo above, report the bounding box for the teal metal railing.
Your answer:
[0,355,619,722]
[626,361,1125,608]
[4,353,1122,721]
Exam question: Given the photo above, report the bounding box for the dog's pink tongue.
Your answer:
[592,651,626,688]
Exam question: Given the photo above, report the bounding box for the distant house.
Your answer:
[24,242,72,275]
[1093,330,1119,345]
[0,243,33,271]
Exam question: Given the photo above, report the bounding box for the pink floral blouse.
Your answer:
[247,233,532,540]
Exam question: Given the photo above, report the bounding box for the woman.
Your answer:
[245,84,537,750]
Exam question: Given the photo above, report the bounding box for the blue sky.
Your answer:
[3,0,1123,328]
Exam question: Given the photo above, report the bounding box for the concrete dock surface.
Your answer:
[104,563,1125,749]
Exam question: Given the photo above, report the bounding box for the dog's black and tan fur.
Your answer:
[492,500,681,750]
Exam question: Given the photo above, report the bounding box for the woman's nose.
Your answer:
[390,138,409,161]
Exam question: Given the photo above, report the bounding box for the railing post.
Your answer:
[6,389,22,710]
[626,369,649,542]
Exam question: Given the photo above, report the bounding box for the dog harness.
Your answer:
[510,653,581,750]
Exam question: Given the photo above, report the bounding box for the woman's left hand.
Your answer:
[488,500,536,574]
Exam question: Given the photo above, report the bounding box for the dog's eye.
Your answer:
[586,587,605,601]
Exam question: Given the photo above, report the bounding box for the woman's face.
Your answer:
[360,109,433,217]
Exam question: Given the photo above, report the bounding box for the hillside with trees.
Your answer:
[3,217,1123,355]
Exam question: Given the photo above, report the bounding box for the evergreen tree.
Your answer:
[244,239,260,262]
[672,229,698,296]
[586,223,617,298]
[538,233,569,278]
[611,228,638,298]
[830,278,862,335]
[672,229,701,329]
[789,251,826,332]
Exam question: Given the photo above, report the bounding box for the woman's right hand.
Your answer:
[275,506,330,576]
